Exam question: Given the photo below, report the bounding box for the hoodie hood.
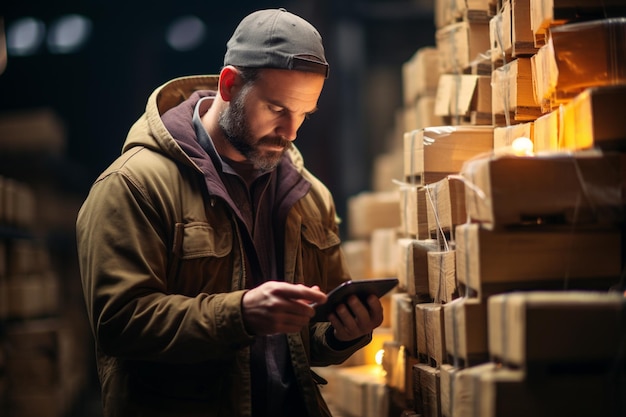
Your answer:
[122,75,219,168]
[121,74,307,175]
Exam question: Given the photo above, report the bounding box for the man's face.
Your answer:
[218,68,324,171]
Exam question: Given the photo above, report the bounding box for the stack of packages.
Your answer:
[314,191,403,415]
[0,110,91,417]
[346,0,626,416]
[0,176,87,417]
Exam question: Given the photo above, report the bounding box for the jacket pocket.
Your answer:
[301,221,340,251]
[299,220,343,291]
[174,221,232,259]
[169,221,234,294]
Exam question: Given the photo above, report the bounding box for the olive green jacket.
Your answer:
[76,75,370,417]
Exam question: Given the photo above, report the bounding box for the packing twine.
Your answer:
[491,11,511,128]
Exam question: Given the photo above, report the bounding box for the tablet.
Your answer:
[312,277,399,322]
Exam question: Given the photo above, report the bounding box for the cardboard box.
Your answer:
[492,121,534,153]
[383,340,418,396]
[400,185,430,239]
[542,18,626,105]
[391,292,417,357]
[435,74,492,125]
[4,317,86,417]
[488,290,626,368]
[404,126,494,184]
[492,57,541,121]
[0,298,87,417]
[443,297,489,367]
[532,107,559,152]
[404,95,445,132]
[551,17,626,92]
[402,47,440,106]
[347,191,401,239]
[439,364,458,417]
[466,0,495,22]
[436,20,491,74]
[341,239,372,280]
[435,0,464,29]
[0,108,67,155]
[455,223,622,297]
[331,365,388,417]
[0,178,36,229]
[6,272,60,319]
[530,42,558,112]
[428,250,457,304]
[460,152,624,229]
[481,365,624,417]
[7,238,51,276]
[370,228,399,277]
[412,363,441,417]
[415,302,447,366]
[425,175,467,239]
[530,0,626,46]
[452,362,498,417]
[451,360,623,417]
[512,0,538,56]
[562,84,626,151]
[372,150,404,193]
[489,0,512,63]
[397,238,439,300]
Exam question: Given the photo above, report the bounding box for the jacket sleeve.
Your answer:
[308,323,372,367]
[76,153,254,364]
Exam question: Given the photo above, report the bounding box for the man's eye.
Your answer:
[269,105,283,113]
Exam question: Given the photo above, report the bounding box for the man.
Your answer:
[76,8,384,417]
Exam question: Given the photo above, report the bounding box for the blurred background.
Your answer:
[0,0,436,235]
[0,1,436,416]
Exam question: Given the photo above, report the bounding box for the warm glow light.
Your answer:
[375,349,384,366]
[511,136,533,156]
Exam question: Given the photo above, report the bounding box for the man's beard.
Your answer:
[218,86,292,172]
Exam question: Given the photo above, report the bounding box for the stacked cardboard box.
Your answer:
[434,0,493,126]
[315,192,402,415]
[0,109,92,417]
[529,0,626,47]
[343,0,626,416]
[402,47,443,133]
[450,291,626,417]
[0,176,90,417]
[448,148,625,416]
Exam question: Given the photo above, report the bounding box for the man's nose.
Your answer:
[276,115,300,142]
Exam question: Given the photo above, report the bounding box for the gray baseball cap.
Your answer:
[224,8,329,78]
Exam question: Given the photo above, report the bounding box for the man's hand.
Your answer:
[242,281,327,335]
[328,294,384,342]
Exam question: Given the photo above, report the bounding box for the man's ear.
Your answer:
[218,66,239,102]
